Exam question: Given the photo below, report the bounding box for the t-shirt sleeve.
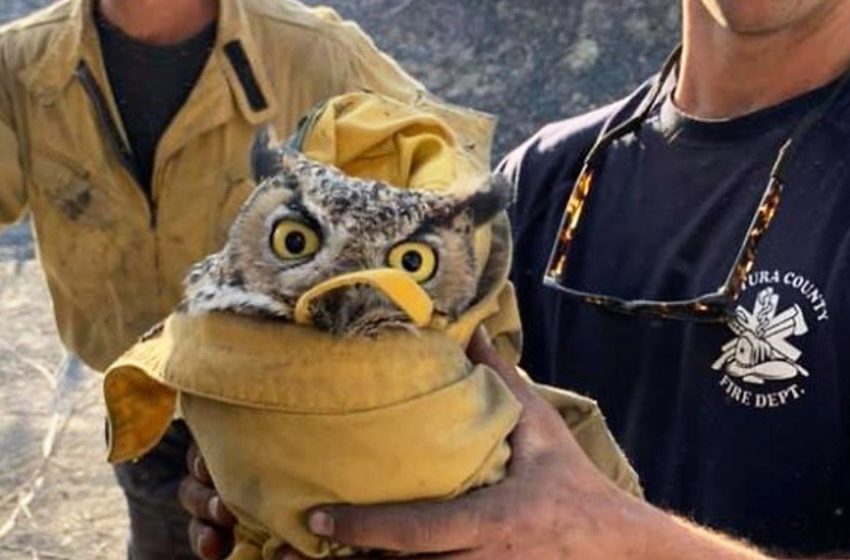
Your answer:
[0,55,25,228]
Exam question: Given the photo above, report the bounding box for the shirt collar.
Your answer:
[17,0,86,103]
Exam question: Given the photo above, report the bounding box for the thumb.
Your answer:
[467,328,579,457]
[466,328,545,410]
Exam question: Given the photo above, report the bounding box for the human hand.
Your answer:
[275,328,650,559]
[178,442,238,559]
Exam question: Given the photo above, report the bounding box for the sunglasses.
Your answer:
[543,45,850,323]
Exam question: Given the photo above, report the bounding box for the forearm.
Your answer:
[637,504,764,559]
[622,498,847,560]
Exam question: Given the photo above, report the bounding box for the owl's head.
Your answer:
[183,128,514,336]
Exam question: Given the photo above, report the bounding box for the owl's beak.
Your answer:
[293,269,434,329]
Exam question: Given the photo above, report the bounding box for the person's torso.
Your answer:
[506,80,850,555]
[94,9,218,194]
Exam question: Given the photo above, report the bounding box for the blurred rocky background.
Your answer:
[0,1,679,558]
[4,0,680,158]
[305,0,680,159]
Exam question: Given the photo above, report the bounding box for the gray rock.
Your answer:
[0,222,33,263]
[1,0,51,23]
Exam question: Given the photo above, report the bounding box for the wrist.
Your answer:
[568,482,658,559]
[624,500,769,560]
[602,491,659,559]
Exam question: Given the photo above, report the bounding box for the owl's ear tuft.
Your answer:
[251,124,284,185]
[459,174,516,226]
[251,124,306,188]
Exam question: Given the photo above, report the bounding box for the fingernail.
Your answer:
[196,533,211,559]
[308,510,334,536]
[193,455,204,478]
[208,496,223,521]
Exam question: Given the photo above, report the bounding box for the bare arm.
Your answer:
[638,510,848,560]
[639,509,786,560]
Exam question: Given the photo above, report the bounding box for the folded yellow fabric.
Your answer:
[103,92,640,559]
[106,311,521,558]
[104,295,640,558]
[292,92,494,279]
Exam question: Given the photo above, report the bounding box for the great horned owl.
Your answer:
[182,129,514,336]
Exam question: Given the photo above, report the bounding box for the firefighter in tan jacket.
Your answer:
[0,0,484,557]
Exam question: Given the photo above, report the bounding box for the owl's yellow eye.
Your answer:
[271,220,321,260]
[387,242,438,283]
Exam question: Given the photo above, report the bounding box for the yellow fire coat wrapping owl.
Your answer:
[103,93,640,559]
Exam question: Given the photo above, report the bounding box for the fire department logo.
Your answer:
[713,287,808,385]
[712,270,829,408]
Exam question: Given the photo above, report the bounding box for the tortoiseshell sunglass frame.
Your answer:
[541,45,849,323]
[543,164,783,323]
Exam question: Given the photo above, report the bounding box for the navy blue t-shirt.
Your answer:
[501,80,850,555]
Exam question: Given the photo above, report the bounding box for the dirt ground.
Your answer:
[0,242,126,559]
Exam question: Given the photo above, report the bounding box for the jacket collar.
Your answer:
[215,0,278,124]
[19,0,278,124]
[17,0,86,103]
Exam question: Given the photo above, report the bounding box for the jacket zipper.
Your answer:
[75,61,158,228]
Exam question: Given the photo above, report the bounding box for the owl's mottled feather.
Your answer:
[181,130,514,336]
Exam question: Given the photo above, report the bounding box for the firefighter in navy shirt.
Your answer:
[189,1,850,558]
[504,67,850,555]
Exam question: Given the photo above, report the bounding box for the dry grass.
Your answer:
[0,252,126,559]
